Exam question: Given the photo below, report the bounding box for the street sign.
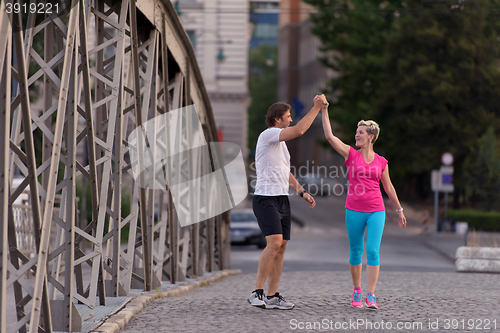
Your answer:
[432,161,454,240]
[431,170,440,192]
[431,167,454,193]
[441,152,454,166]
[439,166,454,193]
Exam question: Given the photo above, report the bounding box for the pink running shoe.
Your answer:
[365,292,378,309]
[351,289,363,308]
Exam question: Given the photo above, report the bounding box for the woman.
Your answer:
[321,105,406,309]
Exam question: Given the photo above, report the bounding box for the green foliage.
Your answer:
[463,126,500,210]
[247,44,278,159]
[449,208,500,232]
[305,0,500,202]
[120,190,132,243]
[304,0,403,143]
[76,180,132,243]
[155,287,164,299]
[26,14,51,103]
[377,1,500,196]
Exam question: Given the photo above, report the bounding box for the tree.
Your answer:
[304,0,403,144]
[464,126,500,210]
[376,0,500,202]
[306,0,500,203]
[247,44,278,159]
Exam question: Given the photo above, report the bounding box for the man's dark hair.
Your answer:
[266,102,291,127]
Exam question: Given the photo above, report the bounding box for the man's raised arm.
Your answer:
[279,95,327,142]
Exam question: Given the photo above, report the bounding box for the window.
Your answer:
[253,24,278,39]
[187,30,196,52]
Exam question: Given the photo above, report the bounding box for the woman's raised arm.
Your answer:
[321,107,350,160]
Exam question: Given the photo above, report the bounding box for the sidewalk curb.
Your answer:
[90,269,242,333]
[418,233,467,263]
[421,238,456,263]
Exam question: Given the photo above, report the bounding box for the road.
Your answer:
[231,193,456,274]
[120,193,496,333]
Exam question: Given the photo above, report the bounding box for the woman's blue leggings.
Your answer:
[345,209,385,266]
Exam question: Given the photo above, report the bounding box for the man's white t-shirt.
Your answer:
[254,128,290,196]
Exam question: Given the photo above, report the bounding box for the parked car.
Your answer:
[296,173,345,196]
[230,209,266,249]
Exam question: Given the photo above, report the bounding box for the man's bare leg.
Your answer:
[267,239,287,296]
[254,234,283,290]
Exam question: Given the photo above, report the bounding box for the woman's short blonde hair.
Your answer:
[357,120,380,144]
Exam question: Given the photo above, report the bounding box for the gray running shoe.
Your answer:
[248,290,266,308]
[265,292,295,310]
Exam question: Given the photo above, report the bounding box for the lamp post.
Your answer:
[266,51,275,66]
[217,48,226,62]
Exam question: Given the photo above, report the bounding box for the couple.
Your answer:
[248,95,407,310]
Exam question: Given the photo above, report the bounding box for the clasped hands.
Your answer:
[313,94,329,111]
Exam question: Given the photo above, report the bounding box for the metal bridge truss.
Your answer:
[0,0,231,331]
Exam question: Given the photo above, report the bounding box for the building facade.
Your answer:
[177,0,251,159]
[249,0,279,50]
[278,0,339,171]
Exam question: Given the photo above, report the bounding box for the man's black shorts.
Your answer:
[252,195,291,240]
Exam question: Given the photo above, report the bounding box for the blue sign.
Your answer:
[292,97,304,120]
[442,174,453,185]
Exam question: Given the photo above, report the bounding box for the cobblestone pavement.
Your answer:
[120,270,499,333]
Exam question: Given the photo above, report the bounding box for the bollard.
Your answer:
[421,210,429,233]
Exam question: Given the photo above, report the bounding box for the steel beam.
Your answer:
[129,0,152,291]
[12,1,58,330]
[0,7,12,333]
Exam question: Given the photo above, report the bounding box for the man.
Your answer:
[248,95,327,309]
